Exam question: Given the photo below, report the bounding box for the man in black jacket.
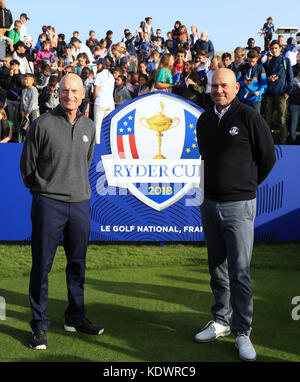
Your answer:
[0,0,13,30]
[195,68,276,361]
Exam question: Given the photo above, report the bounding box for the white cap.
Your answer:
[24,34,32,42]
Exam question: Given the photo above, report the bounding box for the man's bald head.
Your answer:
[59,73,84,91]
[59,73,85,115]
[210,68,240,110]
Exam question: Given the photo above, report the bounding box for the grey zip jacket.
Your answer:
[20,105,96,202]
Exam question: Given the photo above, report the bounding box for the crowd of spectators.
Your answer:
[0,3,299,145]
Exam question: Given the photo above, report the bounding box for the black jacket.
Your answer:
[3,73,24,100]
[196,97,276,202]
[0,7,13,29]
[0,119,10,140]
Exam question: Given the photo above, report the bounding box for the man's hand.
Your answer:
[268,74,279,82]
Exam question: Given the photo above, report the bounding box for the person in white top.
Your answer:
[70,37,96,75]
[144,17,153,40]
[19,13,29,41]
[93,57,115,144]
[204,56,222,110]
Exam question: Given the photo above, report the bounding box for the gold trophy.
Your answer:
[140,102,180,159]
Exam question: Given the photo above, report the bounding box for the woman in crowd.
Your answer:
[178,60,206,106]
[153,53,174,92]
[0,108,13,143]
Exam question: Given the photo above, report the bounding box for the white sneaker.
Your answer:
[194,320,231,343]
[235,334,257,361]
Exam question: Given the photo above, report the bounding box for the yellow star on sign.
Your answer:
[186,148,191,153]
[189,124,194,128]
[192,144,197,149]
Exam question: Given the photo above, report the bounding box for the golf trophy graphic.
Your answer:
[140,101,180,159]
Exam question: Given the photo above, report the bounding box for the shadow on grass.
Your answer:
[0,267,298,363]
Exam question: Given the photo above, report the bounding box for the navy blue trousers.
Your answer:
[29,194,90,331]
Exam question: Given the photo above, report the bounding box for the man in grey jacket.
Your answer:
[20,73,103,351]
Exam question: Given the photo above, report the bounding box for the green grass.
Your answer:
[0,242,300,363]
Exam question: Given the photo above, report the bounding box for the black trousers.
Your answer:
[29,194,90,331]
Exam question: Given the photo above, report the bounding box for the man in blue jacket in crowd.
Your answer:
[264,39,294,144]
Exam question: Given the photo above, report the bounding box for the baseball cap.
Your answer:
[70,37,81,44]
[20,13,30,20]
[94,57,109,66]
[23,34,32,42]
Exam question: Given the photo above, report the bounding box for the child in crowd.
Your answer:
[36,33,47,52]
[178,25,190,47]
[126,72,136,96]
[80,67,94,117]
[64,65,75,75]
[148,50,161,70]
[112,67,122,82]
[74,52,92,76]
[38,75,60,114]
[86,30,98,53]
[63,45,75,67]
[94,39,108,59]
[151,37,161,54]
[222,52,232,68]
[5,59,23,139]
[138,61,149,78]
[173,48,186,77]
[237,49,267,113]
[57,33,66,58]
[0,108,13,143]
[20,73,40,123]
[138,32,153,61]
[137,74,150,97]
[165,32,177,55]
[125,30,138,58]
[120,61,129,78]
[36,64,51,92]
[229,47,245,77]
[195,50,210,80]
[156,29,165,47]
[114,75,132,107]
[35,41,52,71]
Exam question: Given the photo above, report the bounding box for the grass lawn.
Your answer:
[0,242,299,363]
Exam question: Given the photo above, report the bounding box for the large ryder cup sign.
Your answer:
[102,92,203,211]
[0,92,298,241]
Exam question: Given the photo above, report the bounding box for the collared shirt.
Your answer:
[214,104,231,120]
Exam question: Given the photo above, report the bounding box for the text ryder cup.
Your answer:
[112,163,201,180]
